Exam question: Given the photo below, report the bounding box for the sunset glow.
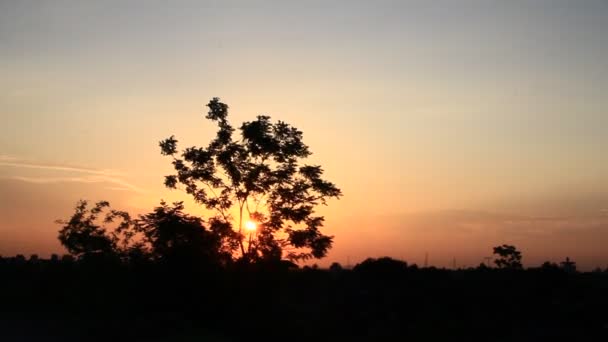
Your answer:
[245,221,257,232]
[1,1,608,270]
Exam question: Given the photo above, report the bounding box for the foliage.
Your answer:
[493,244,523,269]
[136,200,238,266]
[57,200,239,266]
[329,262,343,272]
[540,261,560,270]
[353,257,409,275]
[159,97,342,262]
[56,200,134,260]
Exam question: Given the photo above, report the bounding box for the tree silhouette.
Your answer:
[57,199,241,266]
[159,98,342,262]
[329,262,343,272]
[135,200,238,266]
[56,200,135,260]
[540,261,560,271]
[354,257,409,276]
[492,244,523,269]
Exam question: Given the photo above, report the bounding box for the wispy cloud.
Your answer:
[0,155,143,193]
[5,176,144,193]
[0,156,123,177]
[0,155,16,161]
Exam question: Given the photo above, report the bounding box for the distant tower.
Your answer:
[452,257,457,270]
[424,252,428,268]
[560,257,577,273]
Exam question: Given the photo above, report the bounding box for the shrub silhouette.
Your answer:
[353,257,409,276]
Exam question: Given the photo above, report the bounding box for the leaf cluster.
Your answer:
[493,244,523,269]
[159,98,342,262]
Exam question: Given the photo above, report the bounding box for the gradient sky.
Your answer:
[1,1,607,269]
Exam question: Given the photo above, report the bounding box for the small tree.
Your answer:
[56,200,134,260]
[50,254,60,263]
[329,262,343,272]
[492,244,523,269]
[540,261,560,271]
[159,98,342,263]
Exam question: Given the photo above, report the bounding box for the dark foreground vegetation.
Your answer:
[1,256,608,342]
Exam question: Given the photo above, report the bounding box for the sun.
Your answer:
[245,220,257,231]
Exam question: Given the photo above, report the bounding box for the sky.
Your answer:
[1,0,607,269]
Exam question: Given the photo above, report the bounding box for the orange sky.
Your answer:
[1,1,608,269]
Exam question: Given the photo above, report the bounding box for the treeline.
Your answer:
[0,253,602,274]
[0,242,594,274]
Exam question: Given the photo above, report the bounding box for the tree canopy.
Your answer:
[56,200,135,261]
[57,199,240,267]
[137,200,237,266]
[493,244,523,269]
[159,98,342,263]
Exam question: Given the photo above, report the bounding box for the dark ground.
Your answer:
[1,260,607,341]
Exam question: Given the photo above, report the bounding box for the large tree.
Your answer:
[159,98,342,262]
